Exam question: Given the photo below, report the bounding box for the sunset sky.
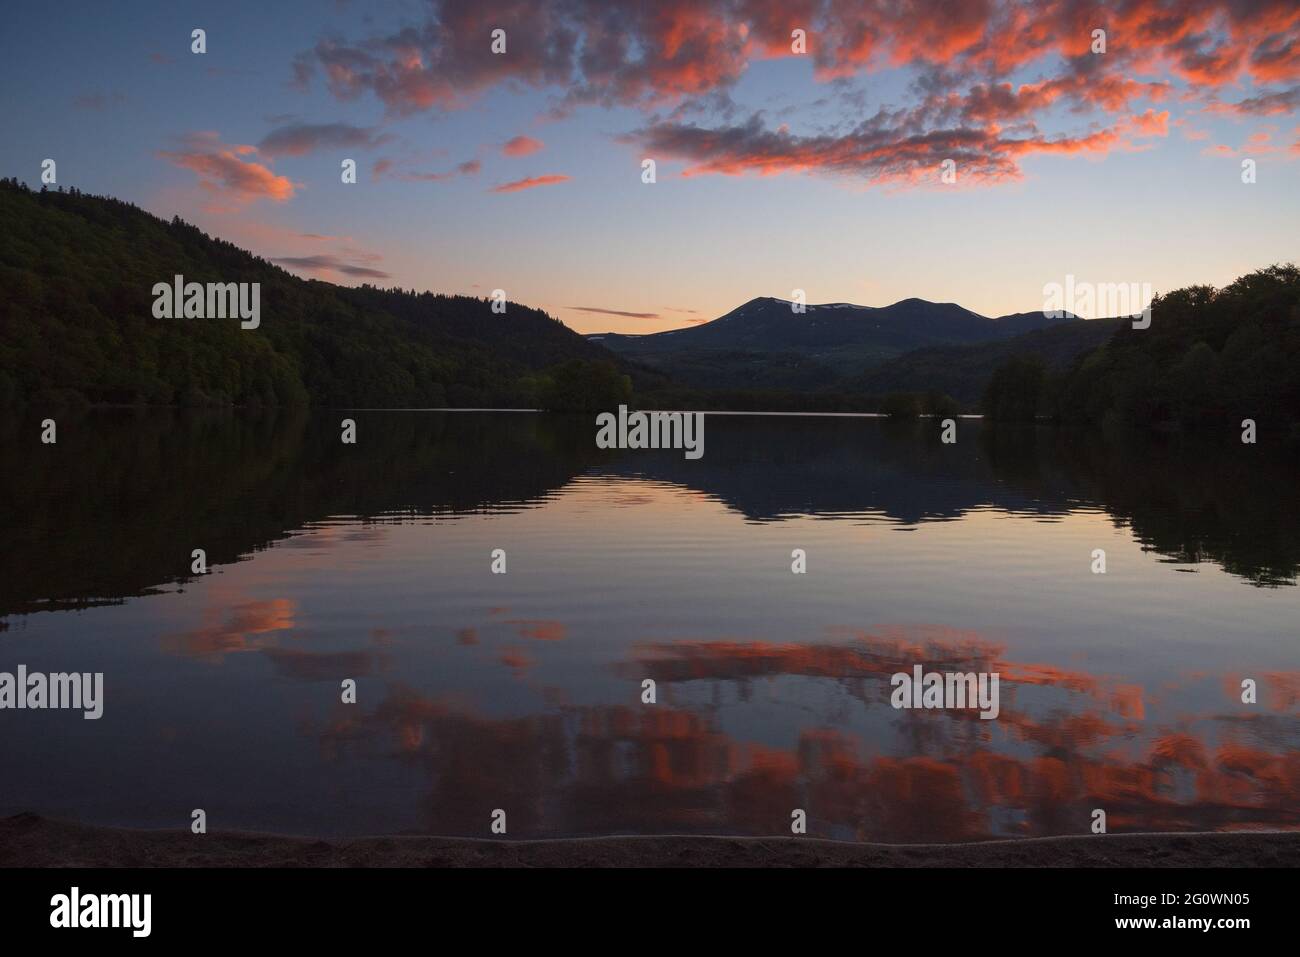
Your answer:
[2,0,1297,332]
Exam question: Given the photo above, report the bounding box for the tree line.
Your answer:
[980,264,1300,450]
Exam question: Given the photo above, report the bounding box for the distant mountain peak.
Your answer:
[724,295,991,321]
[591,291,1084,389]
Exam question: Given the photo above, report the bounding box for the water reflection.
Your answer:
[0,410,1296,840]
[2,411,1295,621]
[317,648,1300,840]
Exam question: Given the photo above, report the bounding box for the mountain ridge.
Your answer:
[589,295,1076,340]
[589,294,1085,389]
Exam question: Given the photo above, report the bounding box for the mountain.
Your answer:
[589,296,1079,389]
[0,178,623,409]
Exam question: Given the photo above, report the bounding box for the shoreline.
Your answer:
[4,815,1298,868]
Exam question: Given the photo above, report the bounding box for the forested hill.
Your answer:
[0,178,620,409]
[1052,263,1300,434]
[975,264,1300,445]
[847,316,1124,405]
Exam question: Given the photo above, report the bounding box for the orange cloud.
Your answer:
[1123,108,1171,137]
[502,135,544,157]
[1203,125,1287,157]
[158,132,297,204]
[490,173,571,193]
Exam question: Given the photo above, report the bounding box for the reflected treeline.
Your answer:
[605,415,1079,522]
[1,411,1295,620]
[979,424,1300,588]
[0,409,608,617]
[613,416,1300,586]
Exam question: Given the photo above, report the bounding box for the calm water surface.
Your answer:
[1,410,1296,840]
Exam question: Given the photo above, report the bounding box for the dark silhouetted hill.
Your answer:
[850,317,1124,404]
[0,178,622,409]
[590,295,1077,389]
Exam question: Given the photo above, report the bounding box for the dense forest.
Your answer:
[852,317,1123,405]
[0,178,641,410]
[980,264,1300,448]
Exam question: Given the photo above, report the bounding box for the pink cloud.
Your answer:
[490,173,571,193]
[502,135,544,157]
[158,132,297,204]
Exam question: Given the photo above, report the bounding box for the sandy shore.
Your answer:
[3,814,1298,867]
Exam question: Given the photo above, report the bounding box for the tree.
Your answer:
[1052,264,1300,435]
[983,356,1046,421]
[536,359,633,411]
[922,390,961,417]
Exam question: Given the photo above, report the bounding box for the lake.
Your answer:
[1,409,1296,841]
